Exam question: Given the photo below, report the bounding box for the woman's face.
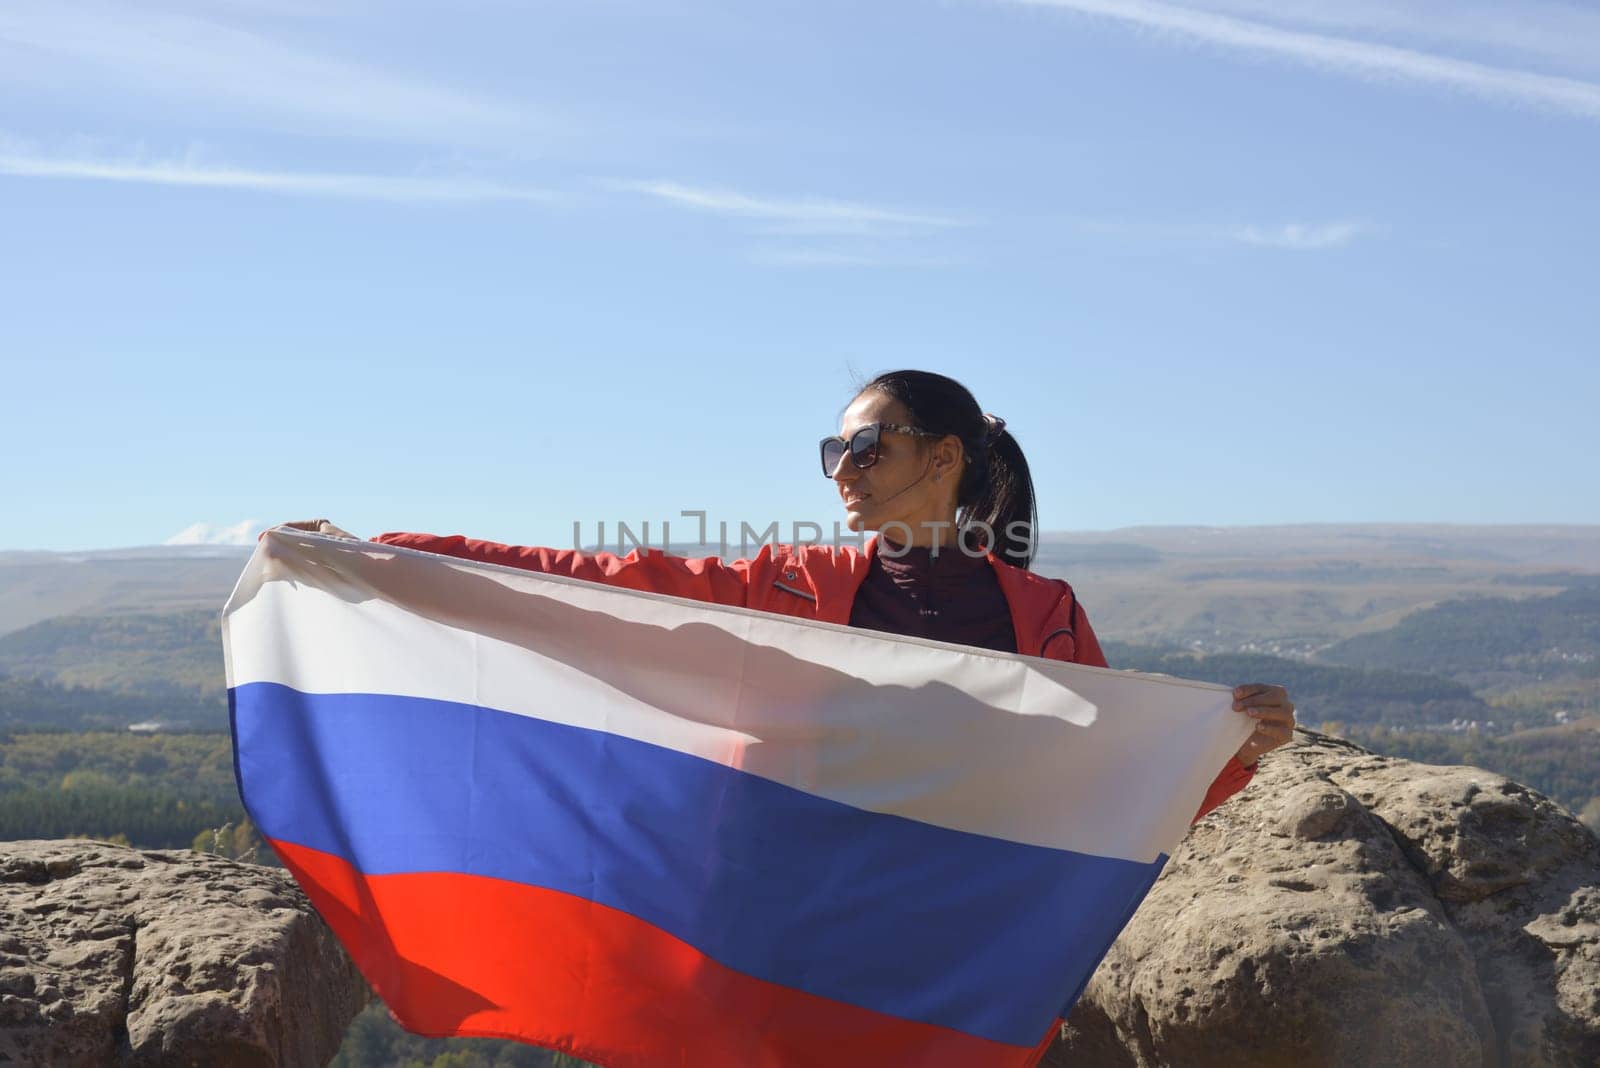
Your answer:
[831,391,963,540]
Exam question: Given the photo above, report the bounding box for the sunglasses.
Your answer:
[820,423,941,477]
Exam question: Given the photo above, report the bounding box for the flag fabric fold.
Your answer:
[223,529,1250,1068]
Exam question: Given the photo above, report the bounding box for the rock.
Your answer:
[0,840,367,1067]
[1050,732,1600,1068]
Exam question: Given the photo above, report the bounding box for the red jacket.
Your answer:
[373,531,1254,820]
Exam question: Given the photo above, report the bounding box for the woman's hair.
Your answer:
[858,369,1039,570]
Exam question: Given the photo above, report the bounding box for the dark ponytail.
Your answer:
[858,370,1040,570]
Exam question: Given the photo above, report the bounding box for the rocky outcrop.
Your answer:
[1054,732,1600,1068]
[0,840,367,1067]
[5,738,1596,1067]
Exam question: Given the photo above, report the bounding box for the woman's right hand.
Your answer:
[281,519,360,540]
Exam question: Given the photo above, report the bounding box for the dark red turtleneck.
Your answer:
[847,541,1018,653]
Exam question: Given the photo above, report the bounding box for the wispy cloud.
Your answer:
[1173,0,1600,75]
[0,149,558,204]
[605,180,969,237]
[1009,0,1600,121]
[746,248,964,269]
[1070,217,1377,249]
[1226,221,1370,249]
[0,2,546,147]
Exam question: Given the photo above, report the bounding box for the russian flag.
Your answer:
[224,529,1249,1067]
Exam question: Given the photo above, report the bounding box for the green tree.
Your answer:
[427,1053,492,1068]
[60,768,117,791]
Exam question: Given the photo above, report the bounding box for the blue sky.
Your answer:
[2,0,1596,551]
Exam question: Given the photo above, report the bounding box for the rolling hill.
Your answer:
[0,523,1594,732]
[0,545,247,638]
[0,610,224,699]
[1320,586,1600,686]
[1,526,1596,854]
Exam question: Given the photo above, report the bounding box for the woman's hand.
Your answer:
[280,519,360,540]
[1232,684,1296,766]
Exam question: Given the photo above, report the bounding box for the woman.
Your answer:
[292,369,1295,819]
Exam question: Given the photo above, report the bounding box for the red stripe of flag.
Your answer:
[274,838,1057,1068]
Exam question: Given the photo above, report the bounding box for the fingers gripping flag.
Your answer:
[223,530,1250,1068]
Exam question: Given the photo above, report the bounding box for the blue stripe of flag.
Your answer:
[231,681,1165,1045]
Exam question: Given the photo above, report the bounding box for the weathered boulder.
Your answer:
[0,840,367,1067]
[6,739,1596,1067]
[1053,732,1600,1067]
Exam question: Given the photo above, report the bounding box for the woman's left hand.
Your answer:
[1232,684,1297,766]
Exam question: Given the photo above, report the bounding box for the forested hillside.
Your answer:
[1321,587,1600,685]
[1102,644,1493,728]
[0,609,224,699]
[1336,719,1600,819]
[0,674,219,730]
[1104,641,1600,825]
[0,732,249,851]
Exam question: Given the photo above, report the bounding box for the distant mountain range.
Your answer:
[4,524,1598,651]
[1,524,1596,727]
[1029,524,1600,653]
[2,524,1597,819]
[1038,523,1600,568]
[0,544,249,638]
